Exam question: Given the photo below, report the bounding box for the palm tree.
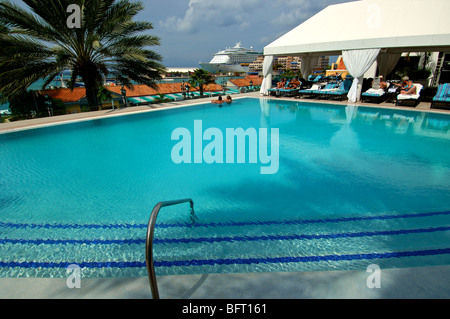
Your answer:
[0,0,165,109]
[96,86,112,109]
[189,69,215,97]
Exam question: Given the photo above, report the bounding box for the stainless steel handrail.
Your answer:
[145,198,196,299]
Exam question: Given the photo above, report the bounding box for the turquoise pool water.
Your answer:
[0,97,449,278]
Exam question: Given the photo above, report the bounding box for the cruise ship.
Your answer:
[200,42,262,74]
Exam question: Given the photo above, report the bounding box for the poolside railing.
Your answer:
[145,198,196,299]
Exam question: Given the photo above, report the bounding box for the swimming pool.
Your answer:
[0,97,449,278]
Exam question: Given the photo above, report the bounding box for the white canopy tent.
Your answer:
[261,0,450,101]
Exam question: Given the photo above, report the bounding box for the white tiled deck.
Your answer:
[1,265,449,299]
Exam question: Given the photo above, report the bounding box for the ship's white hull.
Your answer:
[199,62,250,74]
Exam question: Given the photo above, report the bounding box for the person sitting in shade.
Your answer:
[393,76,416,95]
[276,78,286,88]
[288,77,301,89]
[379,75,388,90]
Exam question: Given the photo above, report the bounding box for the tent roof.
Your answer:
[264,0,450,57]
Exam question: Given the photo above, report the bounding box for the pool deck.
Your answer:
[1,92,449,299]
[1,265,449,299]
[1,92,450,133]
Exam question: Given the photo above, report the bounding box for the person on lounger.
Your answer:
[379,76,388,90]
[277,78,286,88]
[393,76,416,95]
[288,77,301,89]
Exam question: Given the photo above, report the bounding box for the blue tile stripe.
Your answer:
[192,211,450,229]
[154,226,450,245]
[154,248,450,268]
[1,210,449,230]
[1,226,449,246]
[0,238,145,245]
[1,248,449,270]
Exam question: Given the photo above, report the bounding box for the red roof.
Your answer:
[40,82,226,102]
[40,87,87,103]
[229,76,263,87]
[337,58,347,70]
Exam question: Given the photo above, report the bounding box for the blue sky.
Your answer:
[8,0,353,67]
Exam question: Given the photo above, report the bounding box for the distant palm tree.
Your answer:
[155,93,167,103]
[96,86,112,109]
[0,0,165,109]
[189,69,215,97]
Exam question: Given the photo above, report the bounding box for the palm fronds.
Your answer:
[0,0,164,109]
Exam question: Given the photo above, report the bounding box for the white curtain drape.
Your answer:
[300,56,319,79]
[377,52,401,78]
[343,48,381,102]
[260,55,274,95]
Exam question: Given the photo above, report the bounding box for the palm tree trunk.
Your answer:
[79,63,100,110]
[81,75,99,110]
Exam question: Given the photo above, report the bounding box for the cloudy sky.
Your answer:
[9,0,353,67]
[138,0,353,67]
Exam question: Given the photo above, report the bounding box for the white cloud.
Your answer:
[270,8,310,26]
[270,0,316,26]
[270,0,348,27]
[159,0,259,33]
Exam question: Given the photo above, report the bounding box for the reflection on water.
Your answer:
[264,99,450,137]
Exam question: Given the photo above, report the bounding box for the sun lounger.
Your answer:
[325,79,353,101]
[277,87,298,97]
[297,84,322,98]
[310,82,339,99]
[431,83,450,109]
[396,83,423,107]
[362,88,387,104]
[277,81,304,97]
[268,80,291,97]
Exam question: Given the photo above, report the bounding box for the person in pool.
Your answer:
[211,95,224,105]
[226,95,232,103]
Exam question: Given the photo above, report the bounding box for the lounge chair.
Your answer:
[325,78,353,101]
[362,88,387,104]
[226,89,240,95]
[431,83,450,109]
[361,76,390,104]
[297,84,322,98]
[268,79,292,97]
[396,83,423,107]
[278,79,305,97]
[278,87,298,97]
[310,82,339,99]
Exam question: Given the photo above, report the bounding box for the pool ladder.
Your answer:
[145,198,196,299]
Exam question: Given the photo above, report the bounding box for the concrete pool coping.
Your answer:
[1,92,450,134]
[1,265,449,299]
